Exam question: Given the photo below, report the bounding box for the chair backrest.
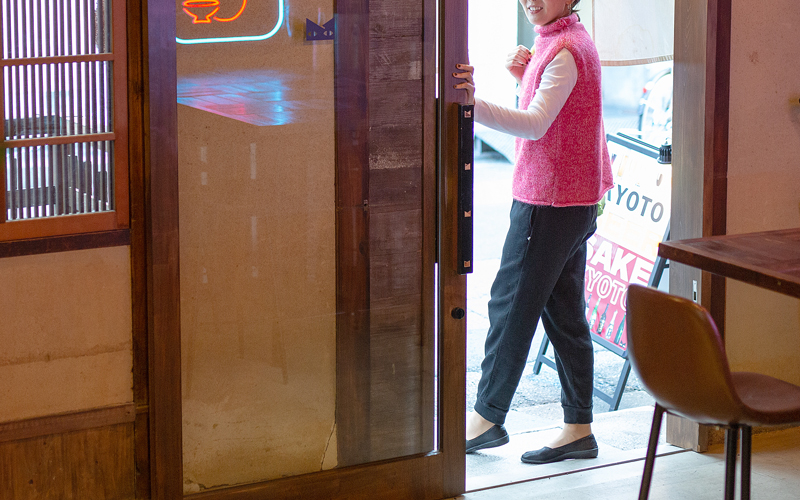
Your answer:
[626,284,746,425]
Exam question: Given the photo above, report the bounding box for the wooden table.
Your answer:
[657,228,800,299]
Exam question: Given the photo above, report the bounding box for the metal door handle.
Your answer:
[457,104,474,275]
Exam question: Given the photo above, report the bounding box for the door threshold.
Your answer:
[466,405,676,492]
[466,442,685,493]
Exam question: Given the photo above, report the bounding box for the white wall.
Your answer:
[725,0,800,382]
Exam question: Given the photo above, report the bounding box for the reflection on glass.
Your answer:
[178,0,336,491]
[178,0,435,492]
[177,71,293,126]
[176,0,284,44]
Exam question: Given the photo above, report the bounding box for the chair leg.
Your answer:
[724,426,739,500]
[639,403,665,500]
[741,426,752,500]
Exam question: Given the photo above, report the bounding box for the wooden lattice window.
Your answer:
[0,0,127,241]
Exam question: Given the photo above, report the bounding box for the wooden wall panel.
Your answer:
[368,168,422,211]
[369,0,424,37]
[369,125,424,173]
[370,253,423,301]
[369,210,423,256]
[370,81,424,125]
[0,423,135,500]
[365,0,431,463]
[370,327,424,459]
[368,41,424,81]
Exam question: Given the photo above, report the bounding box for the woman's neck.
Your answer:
[541,12,569,27]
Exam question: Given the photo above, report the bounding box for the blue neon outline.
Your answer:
[176,0,284,45]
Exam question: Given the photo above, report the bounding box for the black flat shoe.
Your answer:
[466,424,510,454]
[521,434,598,464]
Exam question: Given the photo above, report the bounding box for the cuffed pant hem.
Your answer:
[563,405,593,424]
[474,400,507,426]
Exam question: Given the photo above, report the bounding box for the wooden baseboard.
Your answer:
[706,423,799,446]
[0,421,135,500]
[0,403,135,444]
[0,229,131,259]
[666,414,799,450]
[666,413,710,452]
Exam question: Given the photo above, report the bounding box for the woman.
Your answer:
[454,0,613,464]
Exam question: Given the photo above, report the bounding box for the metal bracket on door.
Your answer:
[457,104,474,275]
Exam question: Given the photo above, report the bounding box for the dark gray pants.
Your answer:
[474,200,597,425]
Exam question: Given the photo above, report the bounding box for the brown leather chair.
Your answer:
[626,284,800,500]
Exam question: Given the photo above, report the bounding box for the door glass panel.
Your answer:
[177,0,435,492]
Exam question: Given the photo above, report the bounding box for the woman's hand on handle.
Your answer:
[505,45,532,85]
[453,63,475,105]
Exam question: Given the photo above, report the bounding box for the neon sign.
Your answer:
[176,0,284,45]
[182,0,248,24]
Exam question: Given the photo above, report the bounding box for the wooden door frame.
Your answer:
[334,0,372,467]
[135,0,735,494]
[438,0,471,493]
[666,0,731,451]
[136,0,468,498]
[671,0,730,329]
[136,0,734,494]
[138,0,183,498]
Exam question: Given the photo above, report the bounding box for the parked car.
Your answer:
[637,64,673,146]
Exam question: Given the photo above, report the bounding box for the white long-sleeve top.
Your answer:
[475,48,577,141]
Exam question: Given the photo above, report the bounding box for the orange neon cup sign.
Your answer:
[182,0,247,24]
[176,0,284,44]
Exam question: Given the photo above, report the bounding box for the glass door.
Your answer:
[170,0,469,496]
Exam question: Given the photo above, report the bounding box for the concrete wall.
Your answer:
[724,1,800,381]
[0,247,133,422]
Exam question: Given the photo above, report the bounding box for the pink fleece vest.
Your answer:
[514,14,613,207]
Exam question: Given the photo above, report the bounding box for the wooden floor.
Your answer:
[459,427,800,499]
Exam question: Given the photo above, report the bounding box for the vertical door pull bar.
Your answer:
[457,104,474,275]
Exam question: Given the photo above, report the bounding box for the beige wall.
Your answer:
[725,1,800,381]
[177,0,337,491]
[0,247,133,422]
